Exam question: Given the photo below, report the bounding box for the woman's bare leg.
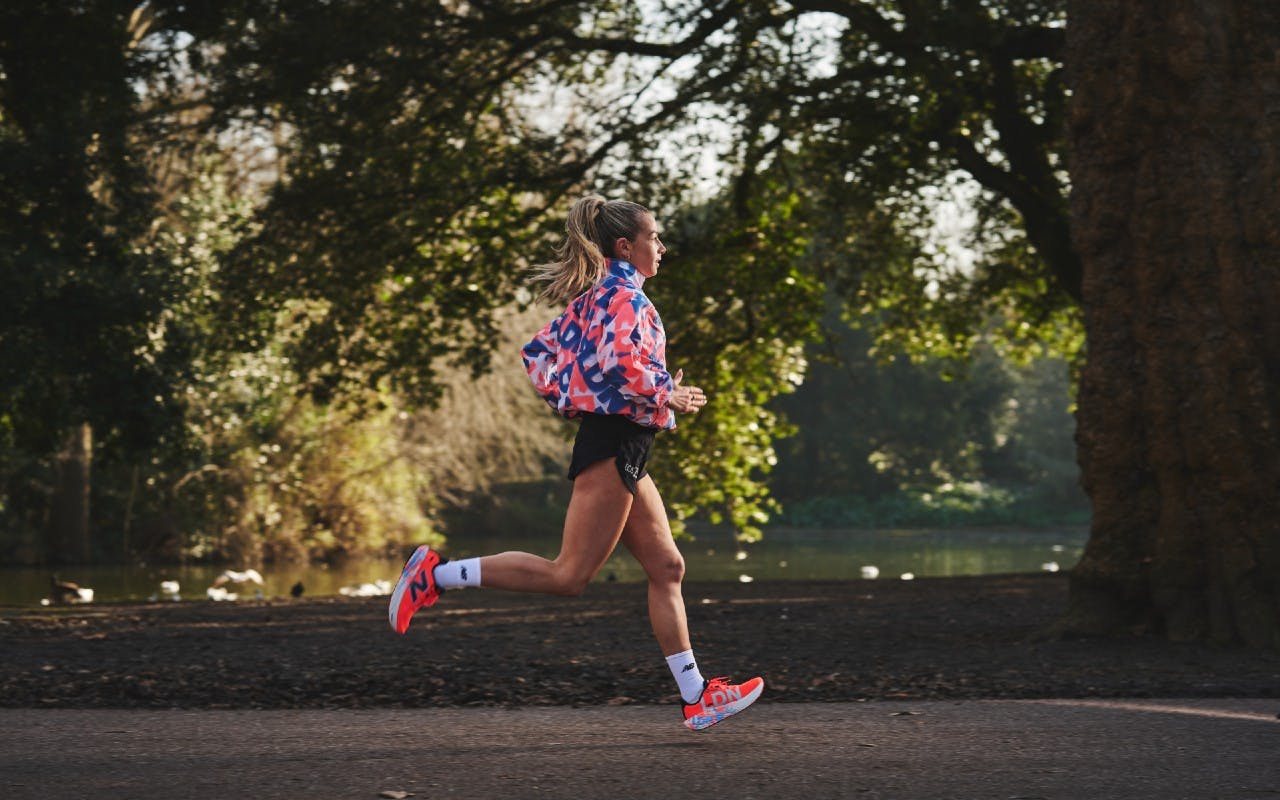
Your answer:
[478,458,632,596]
[619,475,691,656]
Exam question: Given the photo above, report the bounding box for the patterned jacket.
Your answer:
[522,259,676,429]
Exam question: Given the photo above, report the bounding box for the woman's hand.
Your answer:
[669,369,708,414]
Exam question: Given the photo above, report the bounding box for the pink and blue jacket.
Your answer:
[522,259,676,430]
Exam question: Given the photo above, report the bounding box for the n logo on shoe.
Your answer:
[408,570,431,602]
[681,663,697,673]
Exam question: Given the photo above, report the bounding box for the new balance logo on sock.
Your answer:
[681,663,697,673]
[460,566,468,581]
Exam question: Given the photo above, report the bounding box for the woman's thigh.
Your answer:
[555,457,635,579]
[619,476,684,582]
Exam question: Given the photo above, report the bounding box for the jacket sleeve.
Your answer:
[599,290,675,427]
[521,316,561,409]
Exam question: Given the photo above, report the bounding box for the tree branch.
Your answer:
[947,132,1080,304]
[551,1,740,60]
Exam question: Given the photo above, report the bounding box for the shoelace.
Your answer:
[690,676,732,707]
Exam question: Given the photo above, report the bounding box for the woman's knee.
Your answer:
[648,551,685,586]
[550,562,595,597]
[554,576,591,597]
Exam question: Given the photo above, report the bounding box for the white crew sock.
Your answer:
[432,557,482,589]
[665,649,706,704]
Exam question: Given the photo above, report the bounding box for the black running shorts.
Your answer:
[567,413,658,495]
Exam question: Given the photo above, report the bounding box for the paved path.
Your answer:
[4,699,1278,799]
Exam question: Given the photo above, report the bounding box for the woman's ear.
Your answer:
[614,236,630,258]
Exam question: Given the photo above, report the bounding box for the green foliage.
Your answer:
[125,165,572,564]
[529,0,1080,364]
[658,338,805,542]
[530,0,1086,534]
[176,0,585,406]
[0,3,190,554]
[0,2,584,563]
[119,165,443,564]
[173,381,445,565]
[1,0,1092,566]
[643,188,824,541]
[771,304,1087,529]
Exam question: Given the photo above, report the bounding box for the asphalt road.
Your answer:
[4,699,1278,799]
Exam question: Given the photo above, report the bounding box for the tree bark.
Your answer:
[48,422,93,564]
[1065,1,1280,647]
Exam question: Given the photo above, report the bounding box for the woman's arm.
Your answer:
[601,291,706,422]
[521,317,562,408]
[668,368,707,414]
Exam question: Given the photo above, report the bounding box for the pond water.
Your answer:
[0,526,1086,607]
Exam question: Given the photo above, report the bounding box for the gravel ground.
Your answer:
[2,574,1277,709]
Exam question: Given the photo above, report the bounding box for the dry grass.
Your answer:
[407,303,572,508]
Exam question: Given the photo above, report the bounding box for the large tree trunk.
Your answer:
[1065,1,1280,647]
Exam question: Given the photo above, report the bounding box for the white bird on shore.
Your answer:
[339,579,392,597]
[205,568,263,601]
[49,575,94,604]
[148,579,183,602]
[211,568,264,588]
[860,565,880,580]
[206,586,238,601]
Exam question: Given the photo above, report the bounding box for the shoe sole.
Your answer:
[388,545,431,633]
[683,679,765,731]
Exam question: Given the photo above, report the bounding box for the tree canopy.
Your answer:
[2,0,1083,557]
[523,0,1080,361]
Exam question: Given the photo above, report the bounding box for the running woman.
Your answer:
[388,195,763,730]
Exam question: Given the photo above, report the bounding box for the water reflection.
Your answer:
[0,526,1085,606]
[590,527,1086,584]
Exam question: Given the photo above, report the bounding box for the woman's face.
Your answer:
[617,213,666,279]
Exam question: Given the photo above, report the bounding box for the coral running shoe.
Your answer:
[388,545,444,634]
[682,675,764,731]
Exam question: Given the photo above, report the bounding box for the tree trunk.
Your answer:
[1065,1,1280,647]
[48,423,93,564]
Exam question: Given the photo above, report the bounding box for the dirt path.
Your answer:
[3,575,1278,709]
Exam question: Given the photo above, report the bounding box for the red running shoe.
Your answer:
[388,545,444,634]
[682,675,765,730]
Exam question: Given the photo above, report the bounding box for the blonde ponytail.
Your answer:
[531,195,650,304]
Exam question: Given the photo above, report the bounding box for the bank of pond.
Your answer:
[0,526,1086,607]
